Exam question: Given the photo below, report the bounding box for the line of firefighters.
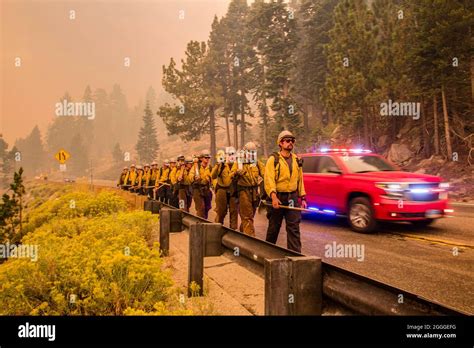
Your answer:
[117,131,307,252]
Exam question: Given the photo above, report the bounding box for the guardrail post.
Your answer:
[151,200,161,214]
[169,209,183,233]
[188,223,204,297]
[144,200,152,212]
[264,256,322,315]
[159,208,171,256]
[203,223,223,257]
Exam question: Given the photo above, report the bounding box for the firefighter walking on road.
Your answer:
[168,158,179,207]
[124,164,137,191]
[189,151,212,219]
[147,162,159,198]
[212,149,238,229]
[139,164,151,195]
[156,159,170,202]
[264,130,306,252]
[176,156,194,212]
[118,167,128,188]
[230,142,265,236]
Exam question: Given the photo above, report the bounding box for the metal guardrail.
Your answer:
[140,198,468,316]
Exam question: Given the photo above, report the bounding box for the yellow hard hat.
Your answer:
[277,130,295,144]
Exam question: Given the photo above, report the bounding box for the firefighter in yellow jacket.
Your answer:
[264,130,306,252]
[168,157,180,207]
[176,156,193,212]
[147,162,159,198]
[138,164,151,195]
[156,159,170,202]
[211,149,238,229]
[117,167,128,188]
[188,150,212,218]
[230,142,265,236]
[124,164,137,191]
[132,165,143,193]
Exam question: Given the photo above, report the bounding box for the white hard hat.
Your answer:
[277,130,295,144]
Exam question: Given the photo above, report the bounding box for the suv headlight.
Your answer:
[375,182,404,199]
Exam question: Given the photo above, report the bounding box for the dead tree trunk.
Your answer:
[421,97,431,158]
[441,85,453,159]
[433,94,440,155]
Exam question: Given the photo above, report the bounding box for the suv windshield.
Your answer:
[343,155,396,173]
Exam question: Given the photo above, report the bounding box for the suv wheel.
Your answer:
[348,197,377,233]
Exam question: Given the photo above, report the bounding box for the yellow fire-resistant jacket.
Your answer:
[211,163,233,188]
[230,161,265,187]
[118,172,128,185]
[176,166,193,186]
[150,168,160,182]
[158,167,171,185]
[124,170,137,186]
[264,152,306,197]
[188,163,212,186]
[135,171,143,187]
[169,167,178,185]
[141,169,151,187]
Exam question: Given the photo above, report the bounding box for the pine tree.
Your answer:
[135,102,159,164]
[47,92,79,170]
[0,135,11,188]
[14,125,46,176]
[407,0,473,159]
[77,85,94,155]
[159,41,222,160]
[109,84,130,148]
[324,0,376,146]
[112,143,123,164]
[0,167,25,244]
[292,0,338,145]
[92,88,110,157]
[247,0,301,148]
[221,0,252,148]
[69,133,89,176]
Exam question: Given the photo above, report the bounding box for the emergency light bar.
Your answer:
[320,148,372,153]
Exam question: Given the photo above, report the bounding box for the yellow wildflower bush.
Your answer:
[23,191,127,234]
[0,189,180,315]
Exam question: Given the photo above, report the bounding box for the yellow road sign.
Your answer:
[55,149,71,164]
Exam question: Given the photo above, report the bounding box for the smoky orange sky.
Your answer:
[0,0,231,145]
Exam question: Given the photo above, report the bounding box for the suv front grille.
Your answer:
[406,183,439,202]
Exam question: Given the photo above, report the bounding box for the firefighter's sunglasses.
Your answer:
[281,138,295,144]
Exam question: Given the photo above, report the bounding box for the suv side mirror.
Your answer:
[328,166,342,174]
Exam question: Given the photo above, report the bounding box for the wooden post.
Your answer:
[151,200,161,214]
[188,223,204,297]
[144,200,153,212]
[264,256,322,315]
[159,208,171,256]
[203,223,223,256]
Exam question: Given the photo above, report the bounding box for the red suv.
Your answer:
[300,148,450,233]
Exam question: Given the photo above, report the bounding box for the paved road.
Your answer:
[76,179,474,313]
